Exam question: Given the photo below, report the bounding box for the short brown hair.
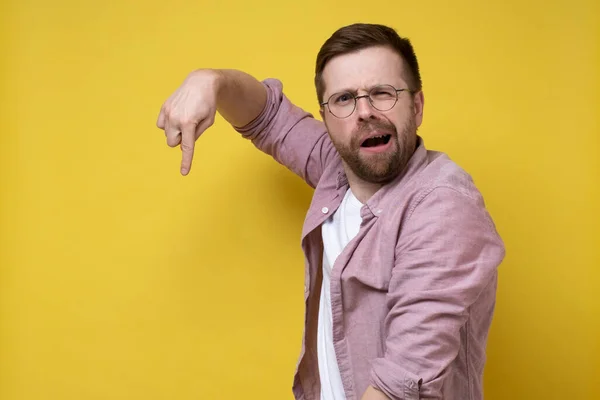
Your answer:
[314,23,422,104]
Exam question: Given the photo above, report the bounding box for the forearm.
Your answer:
[214,69,268,128]
[361,385,391,400]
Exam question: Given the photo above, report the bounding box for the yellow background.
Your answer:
[1,0,598,399]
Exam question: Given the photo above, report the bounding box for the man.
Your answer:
[156,23,505,400]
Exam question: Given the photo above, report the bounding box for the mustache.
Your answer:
[354,119,397,135]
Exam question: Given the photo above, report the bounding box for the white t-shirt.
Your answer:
[318,188,363,400]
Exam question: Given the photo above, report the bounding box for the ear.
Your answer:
[413,90,425,128]
[319,108,325,121]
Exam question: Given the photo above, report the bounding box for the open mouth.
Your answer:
[361,134,391,148]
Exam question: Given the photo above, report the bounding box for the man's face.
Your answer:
[319,46,424,184]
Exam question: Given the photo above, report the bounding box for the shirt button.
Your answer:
[376,209,383,214]
[321,207,329,214]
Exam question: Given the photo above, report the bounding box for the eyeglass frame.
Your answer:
[320,84,415,119]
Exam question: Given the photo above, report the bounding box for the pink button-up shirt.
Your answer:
[236,79,505,400]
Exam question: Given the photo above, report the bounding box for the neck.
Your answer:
[343,165,383,204]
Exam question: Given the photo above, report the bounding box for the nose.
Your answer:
[355,94,376,120]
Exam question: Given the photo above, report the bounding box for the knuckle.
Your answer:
[181,115,199,127]
[180,142,194,152]
[166,136,179,147]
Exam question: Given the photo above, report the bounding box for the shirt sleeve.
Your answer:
[233,78,336,189]
[369,186,505,399]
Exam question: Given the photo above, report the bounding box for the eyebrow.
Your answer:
[333,87,360,95]
[328,83,396,96]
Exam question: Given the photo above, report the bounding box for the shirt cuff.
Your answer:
[370,358,422,400]
[233,78,281,139]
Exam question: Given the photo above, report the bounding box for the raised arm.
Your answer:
[156,69,267,175]
[157,69,335,187]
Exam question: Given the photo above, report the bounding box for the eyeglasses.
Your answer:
[320,84,414,119]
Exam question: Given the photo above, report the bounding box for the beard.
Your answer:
[329,116,417,184]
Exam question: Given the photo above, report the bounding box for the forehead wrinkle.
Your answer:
[331,82,400,95]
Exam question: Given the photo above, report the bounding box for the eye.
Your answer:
[333,92,353,105]
[371,87,396,99]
